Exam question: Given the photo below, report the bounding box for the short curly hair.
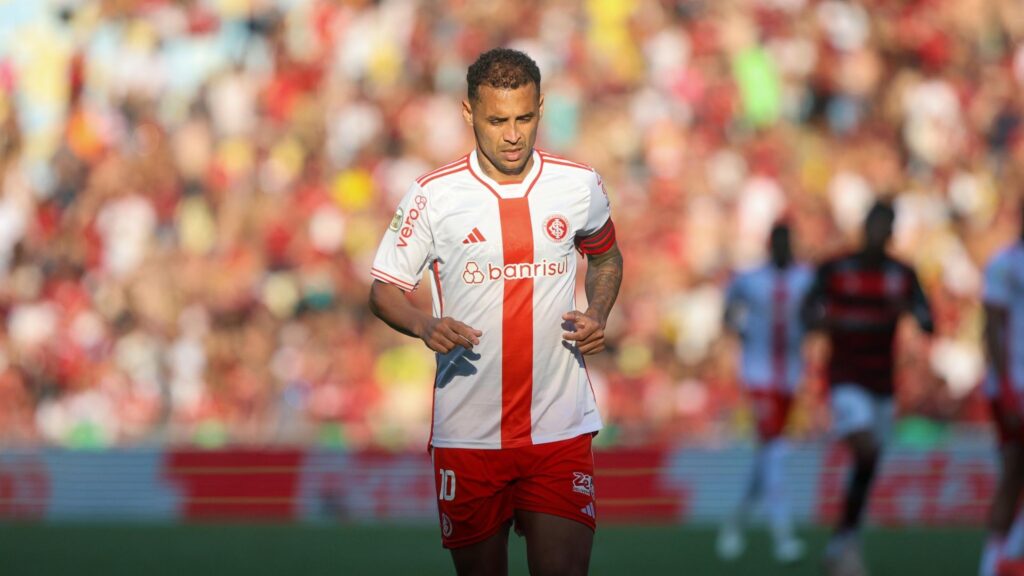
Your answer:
[466,48,541,102]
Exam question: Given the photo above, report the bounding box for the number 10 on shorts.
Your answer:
[438,469,456,501]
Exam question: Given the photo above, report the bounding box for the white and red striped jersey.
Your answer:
[371,149,616,449]
[982,242,1024,396]
[724,263,813,394]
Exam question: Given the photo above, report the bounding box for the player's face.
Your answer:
[463,83,544,183]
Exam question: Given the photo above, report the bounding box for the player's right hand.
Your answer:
[419,317,482,354]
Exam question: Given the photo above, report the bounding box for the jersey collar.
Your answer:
[468,149,544,200]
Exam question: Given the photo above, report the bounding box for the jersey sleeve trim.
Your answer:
[371,267,417,292]
[575,218,616,255]
[416,155,469,186]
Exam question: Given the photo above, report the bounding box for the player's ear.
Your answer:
[462,99,473,126]
[538,92,544,119]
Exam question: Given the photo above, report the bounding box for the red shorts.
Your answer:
[990,400,1024,446]
[431,434,597,549]
[749,390,793,442]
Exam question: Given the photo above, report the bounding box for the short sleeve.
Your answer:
[983,252,1011,307]
[370,183,435,292]
[574,170,616,255]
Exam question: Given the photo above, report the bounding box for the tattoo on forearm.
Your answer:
[586,248,623,323]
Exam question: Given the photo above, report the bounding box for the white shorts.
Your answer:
[829,384,895,442]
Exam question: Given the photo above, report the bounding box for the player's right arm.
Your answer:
[368,182,481,354]
[369,281,481,353]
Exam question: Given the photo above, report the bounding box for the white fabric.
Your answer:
[371,150,612,449]
[830,383,896,440]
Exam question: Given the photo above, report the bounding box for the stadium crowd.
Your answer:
[0,0,1021,449]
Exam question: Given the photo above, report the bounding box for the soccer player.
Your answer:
[717,222,812,564]
[979,201,1024,576]
[368,48,623,576]
[801,200,934,576]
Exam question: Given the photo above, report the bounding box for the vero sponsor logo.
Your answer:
[396,195,428,248]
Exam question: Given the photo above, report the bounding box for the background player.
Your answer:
[801,200,934,576]
[716,222,812,563]
[368,48,623,576]
[979,200,1024,576]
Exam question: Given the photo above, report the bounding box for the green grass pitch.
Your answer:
[0,522,982,575]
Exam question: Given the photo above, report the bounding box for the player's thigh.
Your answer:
[432,446,516,550]
[514,510,593,576]
[449,522,512,576]
[512,434,597,575]
[830,384,876,440]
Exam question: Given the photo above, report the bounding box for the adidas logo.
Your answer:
[580,502,595,518]
[462,227,487,244]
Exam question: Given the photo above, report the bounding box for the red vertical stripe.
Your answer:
[498,197,534,447]
[771,273,788,392]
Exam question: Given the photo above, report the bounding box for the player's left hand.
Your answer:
[562,310,606,355]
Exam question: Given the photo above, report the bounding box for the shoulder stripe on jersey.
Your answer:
[418,161,469,187]
[371,268,416,292]
[542,158,594,172]
[416,155,469,185]
[538,151,592,171]
[416,157,465,183]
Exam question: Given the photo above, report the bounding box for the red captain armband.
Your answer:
[575,219,616,255]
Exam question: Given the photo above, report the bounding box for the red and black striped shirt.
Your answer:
[803,252,934,396]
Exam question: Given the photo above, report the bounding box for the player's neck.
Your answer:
[476,148,534,184]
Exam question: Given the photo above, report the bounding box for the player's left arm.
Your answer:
[563,242,623,355]
[565,170,623,355]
